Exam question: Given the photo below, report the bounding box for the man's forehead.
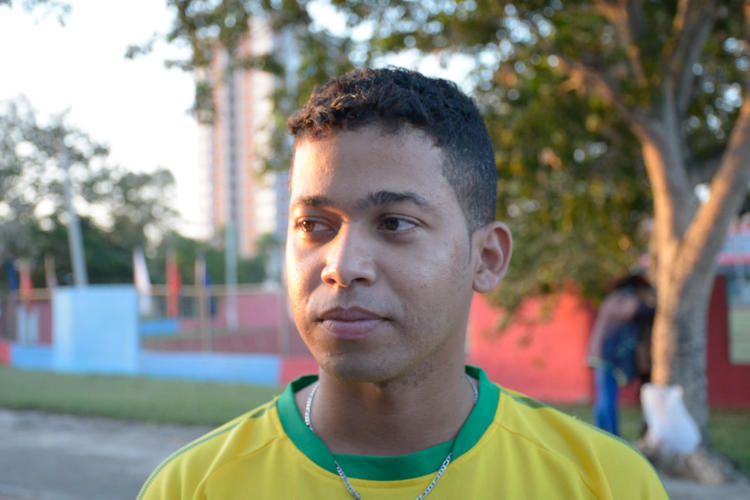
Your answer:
[290,125,443,173]
[288,124,456,216]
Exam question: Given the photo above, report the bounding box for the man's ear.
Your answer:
[472,221,512,293]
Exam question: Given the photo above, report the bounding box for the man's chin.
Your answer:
[316,355,400,384]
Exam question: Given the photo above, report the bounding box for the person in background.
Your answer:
[588,275,656,436]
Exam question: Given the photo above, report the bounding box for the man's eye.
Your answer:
[295,219,330,234]
[378,216,417,232]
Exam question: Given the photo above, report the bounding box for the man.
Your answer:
[139,68,667,499]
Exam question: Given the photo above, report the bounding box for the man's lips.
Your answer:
[319,307,383,321]
[317,307,386,338]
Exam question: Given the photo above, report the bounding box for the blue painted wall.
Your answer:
[10,344,53,371]
[139,351,280,386]
[7,285,284,386]
[139,319,180,336]
[5,343,281,386]
[53,285,139,374]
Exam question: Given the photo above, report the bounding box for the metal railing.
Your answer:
[0,289,53,344]
[0,285,306,356]
[138,284,302,355]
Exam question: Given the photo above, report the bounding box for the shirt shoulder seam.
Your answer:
[136,399,276,499]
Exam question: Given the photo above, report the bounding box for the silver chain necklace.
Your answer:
[304,374,478,500]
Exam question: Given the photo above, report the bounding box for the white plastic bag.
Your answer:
[641,383,701,454]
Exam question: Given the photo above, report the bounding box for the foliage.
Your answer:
[0,96,275,288]
[20,216,137,286]
[476,58,652,309]
[148,230,271,285]
[0,0,70,23]
[0,97,178,287]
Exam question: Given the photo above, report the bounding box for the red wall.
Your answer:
[467,292,594,403]
[467,277,750,407]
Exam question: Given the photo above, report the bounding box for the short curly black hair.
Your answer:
[288,67,497,231]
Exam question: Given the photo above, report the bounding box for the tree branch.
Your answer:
[626,0,648,39]
[676,75,750,280]
[672,0,691,32]
[593,0,647,87]
[669,1,716,116]
[686,154,723,187]
[557,54,649,132]
[519,12,649,132]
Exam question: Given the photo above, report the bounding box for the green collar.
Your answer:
[276,365,499,481]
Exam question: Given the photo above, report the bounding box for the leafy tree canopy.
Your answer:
[0,97,179,286]
[151,229,273,285]
[0,0,70,23]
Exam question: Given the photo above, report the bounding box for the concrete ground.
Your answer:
[0,409,210,500]
[0,409,748,500]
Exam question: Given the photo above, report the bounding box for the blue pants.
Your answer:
[593,367,619,435]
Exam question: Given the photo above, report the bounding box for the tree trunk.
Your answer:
[635,94,750,482]
[650,265,713,439]
[639,124,712,437]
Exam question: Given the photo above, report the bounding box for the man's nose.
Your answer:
[320,225,375,287]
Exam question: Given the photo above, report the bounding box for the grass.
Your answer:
[0,365,281,426]
[1,365,748,476]
[710,408,750,477]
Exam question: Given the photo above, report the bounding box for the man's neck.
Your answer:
[294,361,477,456]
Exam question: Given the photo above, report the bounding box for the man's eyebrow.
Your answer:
[291,191,434,211]
[357,190,432,210]
[291,195,333,208]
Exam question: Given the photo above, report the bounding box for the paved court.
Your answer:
[0,409,748,500]
[0,410,210,500]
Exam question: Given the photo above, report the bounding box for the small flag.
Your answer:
[195,255,207,288]
[133,248,152,315]
[195,256,217,317]
[166,252,182,318]
[5,260,18,291]
[205,268,217,316]
[44,254,58,289]
[17,259,33,307]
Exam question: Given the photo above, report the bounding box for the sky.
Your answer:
[0,0,202,236]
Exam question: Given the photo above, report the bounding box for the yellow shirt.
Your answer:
[138,366,668,499]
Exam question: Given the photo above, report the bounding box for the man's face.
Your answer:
[285,125,480,383]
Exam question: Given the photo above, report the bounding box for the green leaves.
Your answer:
[0,98,178,287]
[0,0,71,24]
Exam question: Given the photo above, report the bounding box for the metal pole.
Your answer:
[224,56,239,333]
[196,256,211,351]
[61,144,88,286]
[225,222,239,331]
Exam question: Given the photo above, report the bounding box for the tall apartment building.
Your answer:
[197,18,294,258]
